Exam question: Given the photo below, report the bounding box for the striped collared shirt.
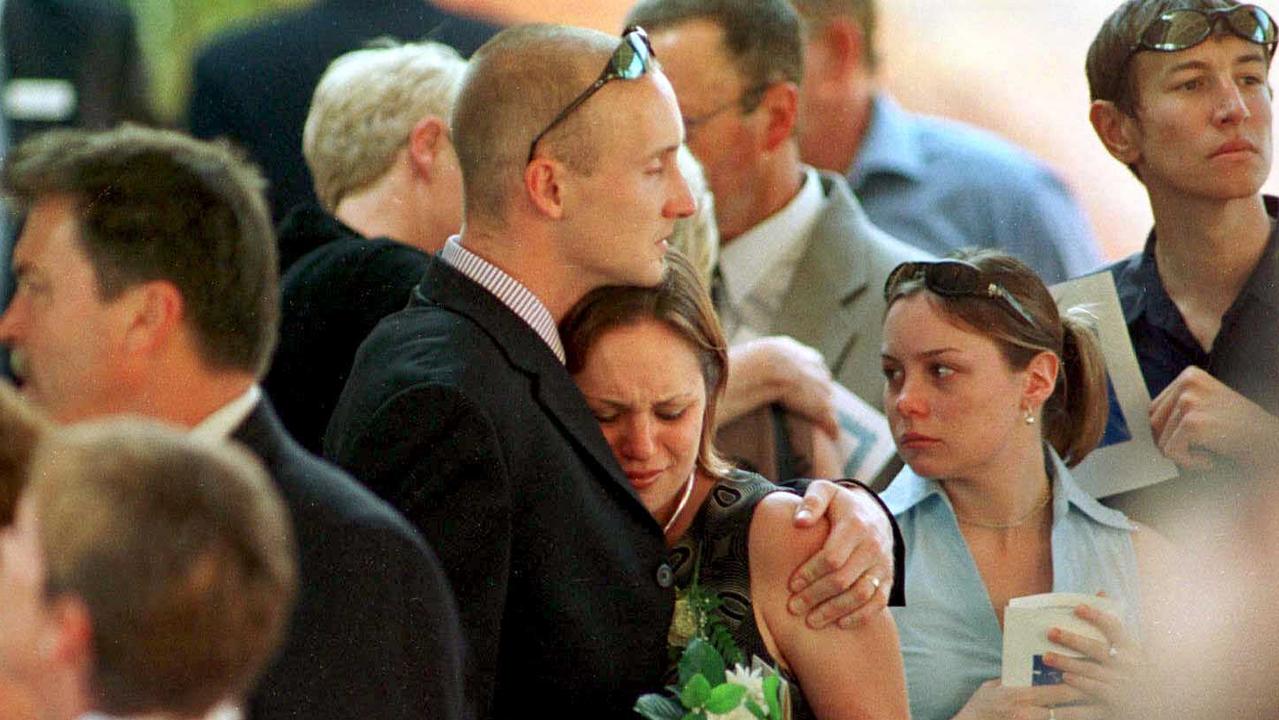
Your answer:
[439,237,566,363]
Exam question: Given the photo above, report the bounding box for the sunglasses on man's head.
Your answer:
[883,260,1039,330]
[526,26,655,163]
[1132,4,1277,55]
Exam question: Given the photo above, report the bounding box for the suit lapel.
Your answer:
[230,400,286,468]
[413,256,635,497]
[772,174,875,376]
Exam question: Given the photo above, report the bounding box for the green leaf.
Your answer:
[634,694,686,720]
[708,622,745,668]
[678,638,727,686]
[763,675,781,719]
[680,713,705,720]
[705,683,748,714]
[744,699,769,718]
[680,673,712,709]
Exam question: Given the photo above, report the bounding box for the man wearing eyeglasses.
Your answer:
[625,0,924,419]
[326,23,908,719]
[1087,0,1279,534]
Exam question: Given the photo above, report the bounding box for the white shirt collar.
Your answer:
[439,237,566,363]
[78,703,241,720]
[717,166,825,339]
[718,166,824,309]
[189,386,260,442]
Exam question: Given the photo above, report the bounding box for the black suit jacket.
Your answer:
[4,0,153,145]
[232,399,468,720]
[263,204,428,454]
[187,0,499,220]
[325,257,674,718]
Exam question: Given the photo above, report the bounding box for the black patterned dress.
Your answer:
[668,470,814,719]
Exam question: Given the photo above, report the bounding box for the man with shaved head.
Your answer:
[327,23,905,717]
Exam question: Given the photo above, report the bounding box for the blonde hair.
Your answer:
[668,146,719,288]
[303,39,468,212]
[28,420,297,717]
[562,250,734,481]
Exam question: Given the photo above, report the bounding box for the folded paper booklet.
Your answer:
[1001,593,1119,687]
[830,381,896,482]
[1049,273,1178,497]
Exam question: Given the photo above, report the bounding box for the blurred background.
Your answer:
[113,0,1279,260]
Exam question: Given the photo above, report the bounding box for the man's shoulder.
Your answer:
[1102,248,1151,310]
[366,293,507,367]
[192,5,313,76]
[339,287,533,425]
[880,109,1076,212]
[817,171,931,265]
[905,110,1059,181]
[238,402,426,543]
[275,435,409,526]
[283,236,427,304]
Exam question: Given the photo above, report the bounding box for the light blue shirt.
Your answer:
[882,449,1140,720]
[848,94,1103,284]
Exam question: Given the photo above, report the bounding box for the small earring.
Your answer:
[1024,408,1036,425]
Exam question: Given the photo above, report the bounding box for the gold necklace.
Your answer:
[955,490,1052,530]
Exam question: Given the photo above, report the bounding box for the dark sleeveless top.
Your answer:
[668,470,813,719]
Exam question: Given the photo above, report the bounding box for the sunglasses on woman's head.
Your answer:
[883,260,1039,330]
[527,26,655,163]
[1132,4,1277,55]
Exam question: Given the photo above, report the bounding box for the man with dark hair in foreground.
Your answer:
[0,125,468,720]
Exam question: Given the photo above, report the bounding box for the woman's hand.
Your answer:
[1042,602,1146,719]
[954,679,1097,720]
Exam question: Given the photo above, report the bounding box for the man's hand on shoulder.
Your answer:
[1150,366,1279,473]
[786,480,895,629]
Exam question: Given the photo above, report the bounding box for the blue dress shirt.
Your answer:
[1101,196,1279,532]
[848,94,1102,284]
[883,449,1140,720]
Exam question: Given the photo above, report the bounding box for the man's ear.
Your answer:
[120,280,183,356]
[407,115,449,182]
[1089,99,1142,166]
[806,17,866,85]
[523,157,567,220]
[1023,350,1060,412]
[761,81,800,152]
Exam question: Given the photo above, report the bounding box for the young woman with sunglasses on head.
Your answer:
[563,251,909,720]
[879,251,1173,720]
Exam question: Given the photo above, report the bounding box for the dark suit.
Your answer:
[264,204,428,454]
[232,399,467,720]
[325,257,674,718]
[187,0,499,220]
[4,0,153,145]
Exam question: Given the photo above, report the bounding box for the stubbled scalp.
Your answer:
[451,24,617,224]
